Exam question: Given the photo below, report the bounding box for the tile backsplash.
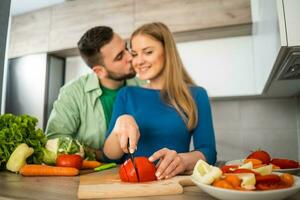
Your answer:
[210,97,299,162]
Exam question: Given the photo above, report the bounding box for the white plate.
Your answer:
[225,159,300,174]
[191,173,300,200]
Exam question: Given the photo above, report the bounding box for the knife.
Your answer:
[127,139,140,181]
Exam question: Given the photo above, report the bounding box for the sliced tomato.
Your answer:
[256,174,281,184]
[135,157,156,182]
[119,156,156,182]
[119,164,129,182]
[123,159,139,182]
[270,158,299,169]
[256,182,288,190]
[232,168,260,176]
[221,165,239,174]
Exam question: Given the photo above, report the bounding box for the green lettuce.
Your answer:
[0,114,47,170]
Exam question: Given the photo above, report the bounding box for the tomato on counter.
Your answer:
[246,150,271,164]
[119,156,156,182]
[56,154,83,169]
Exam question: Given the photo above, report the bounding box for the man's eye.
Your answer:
[116,53,124,61]
[131,52,137,57]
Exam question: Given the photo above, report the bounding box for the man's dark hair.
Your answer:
[77,26,114,68]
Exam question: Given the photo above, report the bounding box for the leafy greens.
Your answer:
[0,114,47,170]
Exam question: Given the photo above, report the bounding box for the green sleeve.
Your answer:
[45,87,80,139]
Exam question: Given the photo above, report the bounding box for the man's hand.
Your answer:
[112,114,140,154]
[149,148,187,180]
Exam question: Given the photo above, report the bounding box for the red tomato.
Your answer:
[221,165,239,174]
[120,159,139,182]
[56,154,83,169]
[135,157,157,182]
[256,174,281,184]
[119,156,157,182]
[247,150,271,164]
[119,164,129,182]
[256,183,288,190]
[270,158,299,169]
[232,168,260,176]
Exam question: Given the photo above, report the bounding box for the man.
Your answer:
[45,26,141,161]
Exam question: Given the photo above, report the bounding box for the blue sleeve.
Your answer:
[191,88,217,165]
[103,87,128,163]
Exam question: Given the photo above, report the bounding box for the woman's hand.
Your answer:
[149,148,187,180]
[112,114,140,154]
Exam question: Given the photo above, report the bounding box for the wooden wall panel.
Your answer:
[8,8,51,58]
[48,0,134,52]
[134,0,251,32]
[8,0,251,58]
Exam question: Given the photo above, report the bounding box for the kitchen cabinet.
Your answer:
[252,0,300,97]
[48,0,134,52]
[134,0,251,34]
[178,36,256,97]
[8,8,51,59]
[280,0,300,46]
[8,0,251,59]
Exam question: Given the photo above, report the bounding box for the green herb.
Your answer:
[0,114,47,170]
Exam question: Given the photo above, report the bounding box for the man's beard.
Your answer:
[106,68,136,81]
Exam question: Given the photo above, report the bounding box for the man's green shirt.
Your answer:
[45,73,142,149]
[99,85,122,129]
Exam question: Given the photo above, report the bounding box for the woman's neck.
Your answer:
[146,76,164,90]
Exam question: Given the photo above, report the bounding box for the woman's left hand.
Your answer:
[149,148,186,180]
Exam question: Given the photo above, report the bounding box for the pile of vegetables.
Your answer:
[0,114,47,170]
[0,113,106,176]
[43,137,85,165]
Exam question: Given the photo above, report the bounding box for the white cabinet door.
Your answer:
[282,0,300,46]
[178,36,256,97]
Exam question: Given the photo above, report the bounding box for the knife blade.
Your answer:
[127,139,140,181]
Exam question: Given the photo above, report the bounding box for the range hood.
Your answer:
[256,0,300,97]
[264,46,300,96]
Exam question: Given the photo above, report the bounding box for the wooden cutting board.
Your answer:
[78,167,195,199]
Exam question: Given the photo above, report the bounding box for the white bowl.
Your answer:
[190,173,300,200]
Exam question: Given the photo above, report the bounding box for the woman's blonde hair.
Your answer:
[131,22,198,131]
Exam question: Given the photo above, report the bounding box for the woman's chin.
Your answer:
[136,74,150,81]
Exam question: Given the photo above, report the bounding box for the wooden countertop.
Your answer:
[0,170,300,200]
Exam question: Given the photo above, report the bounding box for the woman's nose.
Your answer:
[135,55,145,65]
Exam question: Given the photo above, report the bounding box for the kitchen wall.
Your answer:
[211,97,299,162]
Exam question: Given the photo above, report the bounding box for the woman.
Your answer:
[103,22,216,179]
